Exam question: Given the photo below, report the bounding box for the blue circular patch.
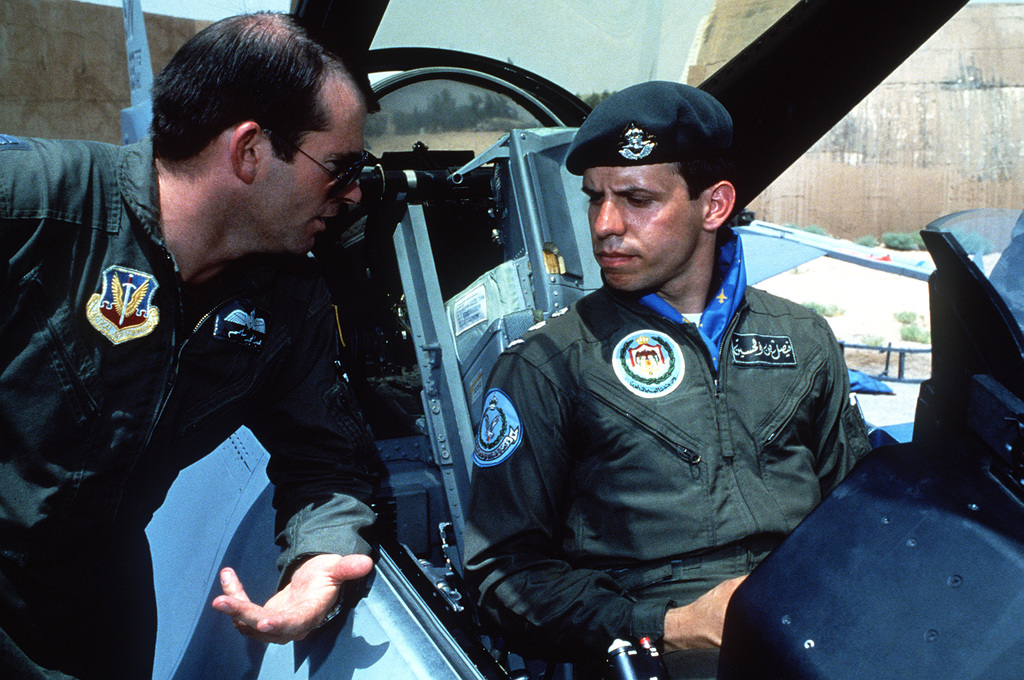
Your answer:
[474,389,523,467]
[612,330,685,398]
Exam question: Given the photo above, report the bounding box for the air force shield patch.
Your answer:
[86,266,160,344]
[474,389,523,467]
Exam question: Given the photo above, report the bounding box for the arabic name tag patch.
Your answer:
[86,266,160,344]
[731,333,797,367]
[474,389,523,467]
[613,330,684,398]
[212,301,270,350]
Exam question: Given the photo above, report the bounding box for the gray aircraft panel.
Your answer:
[147,430,487,680]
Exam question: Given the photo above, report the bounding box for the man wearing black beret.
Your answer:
[465,81,871,678]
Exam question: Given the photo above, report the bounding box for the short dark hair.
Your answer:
[674,157,736,200]
[151,13,368,161]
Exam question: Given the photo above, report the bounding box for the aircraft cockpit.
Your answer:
[140,0,1024,678]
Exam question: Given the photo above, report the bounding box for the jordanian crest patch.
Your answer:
[86,266,160,344]
[731,333,797,367]
[213,301,269,350]
[613,330,684,398]
[474,389,523,467]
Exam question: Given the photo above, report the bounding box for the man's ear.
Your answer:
[229,122,264,185]
[702,180,737,232]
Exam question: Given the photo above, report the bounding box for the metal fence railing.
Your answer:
[840,342,932,383]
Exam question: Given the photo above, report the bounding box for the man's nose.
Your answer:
[591,200,625,238]
[331,180,362,211]
[321,182,360,219]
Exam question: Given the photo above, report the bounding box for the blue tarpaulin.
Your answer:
[849,368,895,395]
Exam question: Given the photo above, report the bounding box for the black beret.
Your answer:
[565,81,733,175]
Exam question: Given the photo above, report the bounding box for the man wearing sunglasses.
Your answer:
[0,13,378,680]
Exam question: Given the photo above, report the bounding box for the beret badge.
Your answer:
[618,123,657,161]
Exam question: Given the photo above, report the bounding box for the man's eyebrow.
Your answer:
[327,150,365,167]
[583,184,654,197]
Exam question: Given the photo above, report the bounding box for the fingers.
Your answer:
[214,594,288,643]
[212,568,270,633]
[288,553,373,591]
[211,564,336,644]
[663,575,750,651]
[213,555,376,645]
[227,595,333,644]
[329,553,374,582]
[247,602,321,642]
[217,567,251,602]
[713,574,746,598]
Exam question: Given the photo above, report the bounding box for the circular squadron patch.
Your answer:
[612,330,684,398]
[474,389,523,467]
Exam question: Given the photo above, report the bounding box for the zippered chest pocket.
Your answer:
[568,383,715,559]
[725,350,822,453]
[175,316,291,429]
[578,379,707,474]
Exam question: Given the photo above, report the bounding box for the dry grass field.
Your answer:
[754,251,934,383]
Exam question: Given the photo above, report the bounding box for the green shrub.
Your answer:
[803,302,844,317]
[579,91,614,108]
[803,225,830,237]
[860,334,885,347]
[855,235,879,248]
[882,232,925,251]
[893,310,918,325]
[900,324,931,344]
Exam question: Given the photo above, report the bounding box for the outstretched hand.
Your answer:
[212,553,374,644]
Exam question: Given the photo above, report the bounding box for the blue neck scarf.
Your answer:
[639,228,746,370]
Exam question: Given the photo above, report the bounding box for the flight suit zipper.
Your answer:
[712,300,746,393]
[139,249,185,457]
[140,252,240,453]
[712,303,747,461]
[187,298,237,338]
[588,390,702,479]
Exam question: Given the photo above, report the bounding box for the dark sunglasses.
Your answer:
[263,128,371,199]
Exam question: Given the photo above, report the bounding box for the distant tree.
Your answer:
[579,90,615,109]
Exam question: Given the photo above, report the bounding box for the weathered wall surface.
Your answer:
[0,0,206,144]
[5,0,1023,240]
[691,1,1024,239]
[685,0,799,85]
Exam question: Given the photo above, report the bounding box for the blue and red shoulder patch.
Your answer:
[86,266,160,344]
